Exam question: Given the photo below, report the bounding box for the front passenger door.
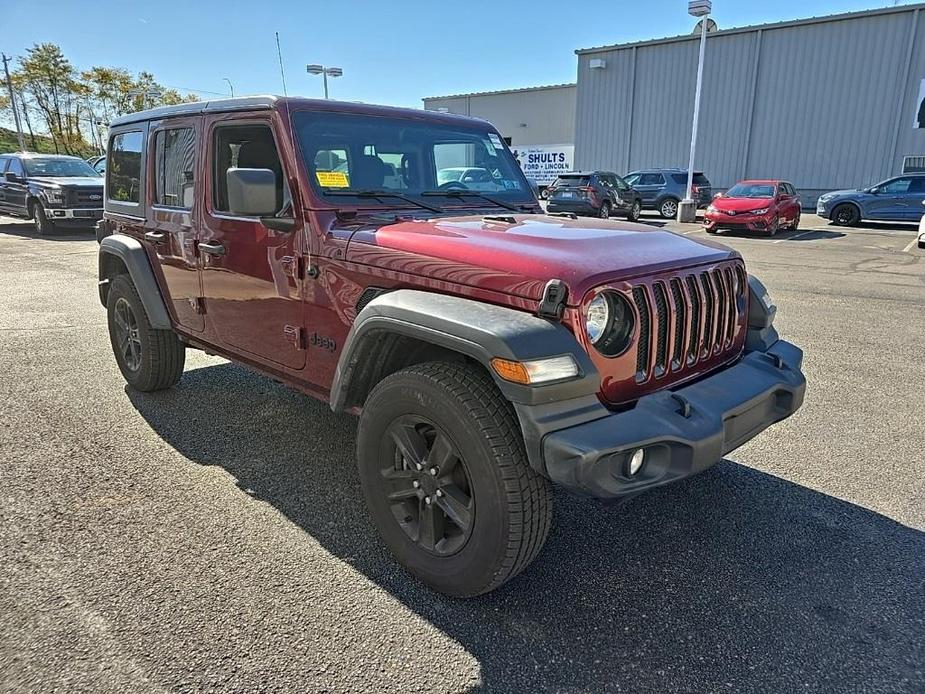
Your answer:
[199,118,305,371]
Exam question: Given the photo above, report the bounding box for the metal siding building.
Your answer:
[574,4,925,202]
[423,84,576,147]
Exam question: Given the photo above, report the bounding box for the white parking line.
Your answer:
[902,238,919,253]
[774,230,818,243]
[683,229,701,235]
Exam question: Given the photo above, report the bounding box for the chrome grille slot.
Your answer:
[685,275,701,363]
[700,273,715,355]
[669,278,686,370]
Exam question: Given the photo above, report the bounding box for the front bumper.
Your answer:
[704,213,776,232]
[541,339,805,500]
[45,207,103,224]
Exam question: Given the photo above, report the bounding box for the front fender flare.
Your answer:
[330,290,601,411]
[98,234,171,330]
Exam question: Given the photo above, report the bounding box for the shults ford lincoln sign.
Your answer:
[512,144,574,186]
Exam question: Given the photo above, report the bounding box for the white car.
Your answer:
[919,199,925,248]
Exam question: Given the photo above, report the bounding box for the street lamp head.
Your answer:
[688,0,711,17]
[306,64,325,74]
[325,67,343,78]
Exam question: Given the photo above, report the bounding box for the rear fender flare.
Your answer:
[98,234,171,330]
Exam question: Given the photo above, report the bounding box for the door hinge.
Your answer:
[281,255,303,279]
[283,324,305,350]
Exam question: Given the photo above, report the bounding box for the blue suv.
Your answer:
[816,174,925,225]
[623,168,713,218]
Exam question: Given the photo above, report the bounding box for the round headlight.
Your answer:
[585,294,610,344]
[585,291,635,357]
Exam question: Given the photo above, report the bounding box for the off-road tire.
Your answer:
[598,201,611,219]
[357,361,553,597]
[106,274,185,391]
[831,203,859,227]
[32,202,55,236]
[658,198,679,219]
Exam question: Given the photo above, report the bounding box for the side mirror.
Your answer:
[868,187,879,195]
[713,192,723,199]
[5,171,21,183]
[226,168,277,216]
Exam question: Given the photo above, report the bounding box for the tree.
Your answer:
[15,43,86,154]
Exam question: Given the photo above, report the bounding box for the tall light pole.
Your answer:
[1,53,26,151]
[678,0,711,222]
[223,78,234,97]
[306,64,342,99]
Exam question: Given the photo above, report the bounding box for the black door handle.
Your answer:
[144,231,166,244]
[199,241,226,256]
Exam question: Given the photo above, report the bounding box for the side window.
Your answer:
[0,156,9,174]
[879,178,911,195]
[108,131,144,203]
[7,158,24,177]
[213,123,285,214]
[154,127,196,208]
[614,175,630,191]
[640,173,662,186]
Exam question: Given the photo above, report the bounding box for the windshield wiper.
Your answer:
[323,188,443,213]
[420,189,528,212]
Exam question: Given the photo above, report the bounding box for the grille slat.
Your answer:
[632,287,650,382]
[630,263,743,384]
[669,278,686,370]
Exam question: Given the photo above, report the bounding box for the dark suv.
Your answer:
[546,171,642,221]
[0,153,104,235]
[96,96,805,598]
[624,168,713,219]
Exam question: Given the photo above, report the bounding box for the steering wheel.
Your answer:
[438,181,468,190]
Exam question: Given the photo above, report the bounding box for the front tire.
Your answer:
[32,202,55,236]
[658,198,679,219]
[627,199,642,222]
[831,203,860,227]
[106,274,185,391]
[357,361,553,597]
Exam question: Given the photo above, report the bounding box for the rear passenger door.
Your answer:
[146,117,204,333]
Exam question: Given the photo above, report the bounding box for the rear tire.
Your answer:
[790,213,801,231]
[357,361,553,597]
[598,201,611,219]
[32,202,55,236]
[106,274,185,392]
[658,198,679,219]
[831,203,859,227]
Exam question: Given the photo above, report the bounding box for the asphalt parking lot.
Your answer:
[1,212,923,693]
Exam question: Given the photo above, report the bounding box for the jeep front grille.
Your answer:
[630,263,746,384]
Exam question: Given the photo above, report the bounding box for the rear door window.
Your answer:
[640,173,665,186]
[154,127,196,208]
[108,131,144,204]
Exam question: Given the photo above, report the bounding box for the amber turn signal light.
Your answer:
[490,355,579,385]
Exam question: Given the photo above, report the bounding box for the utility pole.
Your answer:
[2,53,26,151]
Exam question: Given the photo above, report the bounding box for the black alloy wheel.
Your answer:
[381,415,475,556]
[112,297,143,372]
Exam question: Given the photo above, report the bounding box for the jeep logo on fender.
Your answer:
[309,332,336,352]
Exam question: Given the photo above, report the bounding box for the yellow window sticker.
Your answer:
[316,170,350,187]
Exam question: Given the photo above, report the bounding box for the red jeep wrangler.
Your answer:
[97,97,805,597]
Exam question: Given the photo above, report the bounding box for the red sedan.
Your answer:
[703,180,802,236]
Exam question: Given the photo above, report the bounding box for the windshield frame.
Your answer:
[290,109,539,212]
[22,157,100,178]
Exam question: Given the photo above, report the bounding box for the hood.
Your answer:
[821,188,862,199]
[712,196,773,212]
[345,213,738,304]
[27,176,103,187]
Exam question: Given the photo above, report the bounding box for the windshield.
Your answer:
[726,183,775,198]
[23,157,99,178]
[292,111,534,209]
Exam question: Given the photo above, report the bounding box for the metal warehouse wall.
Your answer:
[423,85,576,147]
[574,4,925,199]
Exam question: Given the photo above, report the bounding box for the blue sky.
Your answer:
[3,0,917,108]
